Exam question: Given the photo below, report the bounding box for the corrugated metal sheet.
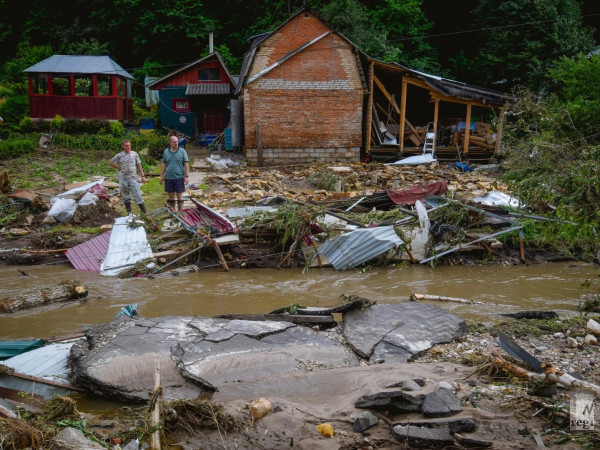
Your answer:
[23,55,133,79]
[318,226,403,270]
[0,340,83,400]
[65,231,111,272]
[2,340,79,382]
[100,216,152,276]
[186,83,231,95]
[180,199,237,234]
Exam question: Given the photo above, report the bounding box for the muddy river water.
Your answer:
[1,261,598,340]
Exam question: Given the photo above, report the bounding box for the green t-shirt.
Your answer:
[162,147,189,179]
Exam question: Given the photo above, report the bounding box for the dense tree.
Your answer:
[470,0,595,91]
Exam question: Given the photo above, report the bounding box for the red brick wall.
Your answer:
[242,12,365,162]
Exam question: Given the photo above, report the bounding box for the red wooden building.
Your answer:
[147,52,235,143]
[24,55,134,122]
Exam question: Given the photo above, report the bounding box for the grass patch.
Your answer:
[141,174,167,212]
[491,315,600,338]
[51,225,101,235]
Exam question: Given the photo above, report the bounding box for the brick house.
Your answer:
[236,9,367,165]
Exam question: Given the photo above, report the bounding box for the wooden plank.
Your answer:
[495,109,505,154]
[373,75,399,114]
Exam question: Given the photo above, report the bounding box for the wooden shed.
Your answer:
[236,9,367,165]
[23,55,134,122]
[365,61,507,162]
[148,52,235,144]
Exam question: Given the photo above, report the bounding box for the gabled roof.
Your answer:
[235,8,365,95]
[147,52,235,89]
[23,55,133,79]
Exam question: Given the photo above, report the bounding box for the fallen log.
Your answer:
[213,313,335,326]
[410,292,482,305]
[0,280,87,313]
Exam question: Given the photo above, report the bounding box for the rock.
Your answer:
[401,379,423,392]
[437,381,453,391]
[391,423,454,448]
[528,383,557,398]
[586,319,600,336]
[534,346,548,353]
[52,427,105,449]
[585,334,598,345]
[422,388,463,418]
[353,411,379,433]
[317,423,334,437]
[553,332,565,339]
[249,398,272,419]
[8,228,28,236]
[355,390,424,413]
[454,433,493,448]
[343,303,467,363]
[567,337,579,348]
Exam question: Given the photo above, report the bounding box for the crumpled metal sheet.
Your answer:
[318,226,403,270]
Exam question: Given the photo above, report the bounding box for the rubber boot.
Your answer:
[124,201,132,215]
[166,199,176,210]
[177,200,183,212]
[138,202,146,214]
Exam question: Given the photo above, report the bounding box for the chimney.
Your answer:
[209,31,214,53]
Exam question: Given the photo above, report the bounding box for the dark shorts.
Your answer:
[165,178,185,193]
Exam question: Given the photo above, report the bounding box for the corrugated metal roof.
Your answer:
[318,226,403,270]
[2,340,80,383]
[186,83,231,95]
[100,216,153,276]
[23,55,133,79]
[65,231,111,273]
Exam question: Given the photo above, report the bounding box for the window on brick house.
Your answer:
[198,68,220,81]
[172,98,191,112]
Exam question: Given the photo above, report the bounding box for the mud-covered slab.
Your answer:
[342,303,467,362]
[69,315,355,402]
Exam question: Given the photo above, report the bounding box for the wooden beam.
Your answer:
[463,103,472,155]
[433,99,439,143]
[429,90,494,108]
[373,75,400,114]
[399,78,407,152]
[366,61,374,154]
[495,108,505,154]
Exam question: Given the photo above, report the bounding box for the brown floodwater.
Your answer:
[1,261,598,340]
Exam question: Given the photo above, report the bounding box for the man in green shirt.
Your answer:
[160,135,189,211]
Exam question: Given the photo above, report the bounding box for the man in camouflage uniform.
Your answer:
[109,139,147,215]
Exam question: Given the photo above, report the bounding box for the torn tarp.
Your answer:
[387,181,447,205]
[317,226,402,270]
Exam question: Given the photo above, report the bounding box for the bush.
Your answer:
[0,138,36,159]
[18,116,35,133]
[50,115,65,131]
[109,121,125,137]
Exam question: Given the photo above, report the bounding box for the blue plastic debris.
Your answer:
[115,304,139,319]
[447,162,474,172]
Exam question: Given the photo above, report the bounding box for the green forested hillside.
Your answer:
[1,0,598,91]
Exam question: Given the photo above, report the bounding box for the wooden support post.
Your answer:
[365,61,374,154]
[399,78,407,152]
[433,99,439,144]
[256,123,263,167]
[463,103,472,155]
[495,109,505,154]
[151,358,161,450]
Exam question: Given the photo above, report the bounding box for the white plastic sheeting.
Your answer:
[472,191,522,208]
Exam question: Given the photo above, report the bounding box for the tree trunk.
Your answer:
[0,280,88,313]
